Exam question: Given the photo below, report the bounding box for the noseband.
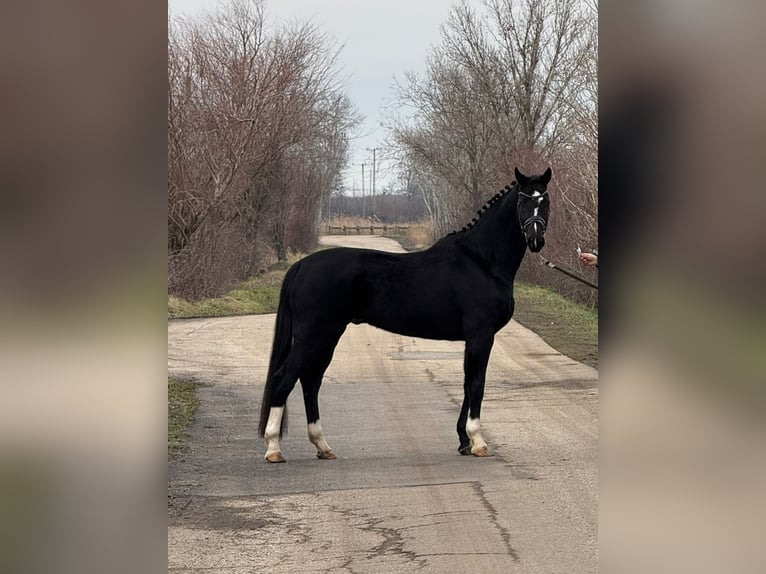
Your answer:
[521,215,547,235]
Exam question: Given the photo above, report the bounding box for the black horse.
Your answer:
[258,167,552,462]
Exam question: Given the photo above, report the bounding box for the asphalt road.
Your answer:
[168,235,598,573]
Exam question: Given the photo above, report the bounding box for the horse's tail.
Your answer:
[258,264,298,438]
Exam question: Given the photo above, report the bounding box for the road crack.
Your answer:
[470,481,519,561]
[327,504,429,571]
[364,517,428,570]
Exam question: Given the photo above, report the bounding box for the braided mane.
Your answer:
[446,181,517,236]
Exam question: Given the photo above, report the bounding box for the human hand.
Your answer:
[579,252,598,267]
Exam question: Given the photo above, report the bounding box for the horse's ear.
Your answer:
[514,167,528,185]
[541,167,552,185]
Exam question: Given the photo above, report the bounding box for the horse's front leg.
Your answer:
[301,375,336,460]
[460,333,495,457]
[456,398,471,455]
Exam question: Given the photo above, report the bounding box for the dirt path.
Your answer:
[168,236,598,573]
[319,234,408,252]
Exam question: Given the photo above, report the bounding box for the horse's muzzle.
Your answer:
[527,234,545,252]
[524,222,545,252]
[521,216,547,253]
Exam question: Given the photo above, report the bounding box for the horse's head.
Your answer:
[515,166,552,252]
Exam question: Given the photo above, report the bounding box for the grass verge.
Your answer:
[168,267,288,319]
[168,378,200,459]
[513,283,598,369]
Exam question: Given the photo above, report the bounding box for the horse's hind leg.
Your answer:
[263,346,307,463]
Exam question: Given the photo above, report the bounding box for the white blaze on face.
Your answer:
[264,406,284,459]
[466,417,487,453]
[308,420,333,455]
[529,191,544,247]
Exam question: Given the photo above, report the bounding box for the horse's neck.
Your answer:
[457,206,527,284]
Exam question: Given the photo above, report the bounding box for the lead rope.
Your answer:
[539,256,599,290]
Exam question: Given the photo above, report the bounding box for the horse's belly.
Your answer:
[365,313,464,341]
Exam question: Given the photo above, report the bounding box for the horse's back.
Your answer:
[287,247,397,318]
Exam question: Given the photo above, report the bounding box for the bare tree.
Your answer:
[386,0,597,304]
[168,0,359,298]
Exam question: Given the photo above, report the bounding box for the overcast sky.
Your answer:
[168,0,471,194]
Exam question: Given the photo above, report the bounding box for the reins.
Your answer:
[539,256,599,290]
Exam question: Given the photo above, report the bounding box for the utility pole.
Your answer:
[361,163,366,218]
[367,147,377,216]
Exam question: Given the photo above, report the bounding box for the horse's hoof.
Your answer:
[265,452,285,463]
[472,446,493,457]
[317,450,336,460]
[458,445,472,456]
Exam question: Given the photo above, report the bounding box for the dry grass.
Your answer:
[406,219,433,249]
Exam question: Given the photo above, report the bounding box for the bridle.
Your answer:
[518,190,548,237]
